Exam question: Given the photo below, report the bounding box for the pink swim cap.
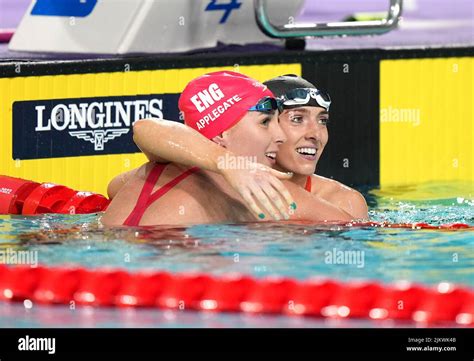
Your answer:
[178,71,274,139]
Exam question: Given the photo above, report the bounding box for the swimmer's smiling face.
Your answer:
[213,110,286,167]
[275,106,329,175]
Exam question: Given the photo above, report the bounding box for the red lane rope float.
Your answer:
[282,220,474,231]
[346,221,473,230]
[0,176,40,214]
[0,175,109,215]
[0,265,472,325]
[22,183,77,215]
[58,191,110,214]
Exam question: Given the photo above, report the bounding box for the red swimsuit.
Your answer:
[123,163,199,226]
[124,165,312,226]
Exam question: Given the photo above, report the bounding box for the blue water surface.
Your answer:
[0,181,472,327]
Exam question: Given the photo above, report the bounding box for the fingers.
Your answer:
[226,163,297,221]
[245,172,296,221]
[268,177,296,213]
[269,168,293,180]
[253,164,295,210]
[240,184,288,221]
[249,184,282,221]
[260,183,290,220]
[240,189,266,220]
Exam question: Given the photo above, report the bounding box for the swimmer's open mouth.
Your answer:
[265,152,277,162]
[296,147,317,160]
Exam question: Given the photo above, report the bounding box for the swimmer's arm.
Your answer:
[284,182,354,222]
[133,121,167,164]
[133,118,224,170]
[133,118,295,220]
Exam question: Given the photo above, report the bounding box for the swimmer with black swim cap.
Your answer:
[264,74,367,219]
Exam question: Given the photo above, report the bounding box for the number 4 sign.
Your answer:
[205,0,242,24]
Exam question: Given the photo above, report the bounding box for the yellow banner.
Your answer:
[0,64,301,195]
[380,57,473,185]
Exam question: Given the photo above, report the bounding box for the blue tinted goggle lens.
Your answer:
[248,97,283,113]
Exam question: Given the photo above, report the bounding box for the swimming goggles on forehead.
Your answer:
[248,96,284,114]
[279,88,331,111]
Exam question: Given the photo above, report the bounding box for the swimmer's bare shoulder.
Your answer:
[101,163,155,225]
[311,175,368,220]
[107,161,166,199]
[107,167,139,199]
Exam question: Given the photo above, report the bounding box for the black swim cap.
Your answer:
[263,74,317,98]
[264,74,331,111]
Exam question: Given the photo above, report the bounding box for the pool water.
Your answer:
[0,181,472,327]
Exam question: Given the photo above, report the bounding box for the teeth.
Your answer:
[265,152,276,159]
[296,147,317,155]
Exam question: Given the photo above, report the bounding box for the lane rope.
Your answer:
[0,264,472,325]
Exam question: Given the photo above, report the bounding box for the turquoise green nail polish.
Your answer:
[258,213,265,219]
[290,202,297,210]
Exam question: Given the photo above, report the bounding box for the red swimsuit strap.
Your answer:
[304,176,312,192]
[123,164,199,227]
[123,163,167,227]
[145,166,199,206]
